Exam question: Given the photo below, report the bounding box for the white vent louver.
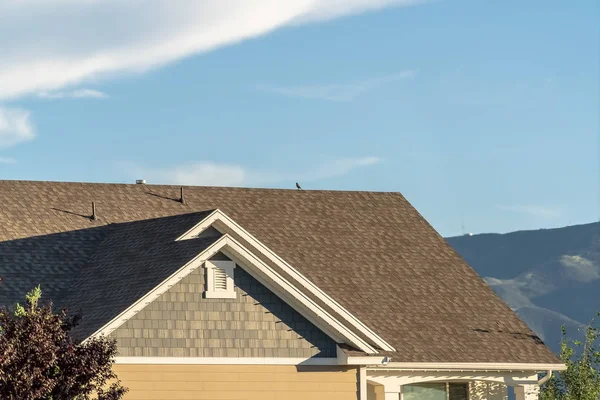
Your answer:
[213,266,228,291]
[205,260,236,299]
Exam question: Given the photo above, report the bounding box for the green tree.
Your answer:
[0,286,128,400]
[540,313,600,400]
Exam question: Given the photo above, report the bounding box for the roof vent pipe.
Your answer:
[136,179,146,185]
[91,202,97,221]
[180,187,185,204]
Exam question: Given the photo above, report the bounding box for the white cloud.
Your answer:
[497,205,561,219]
[0,0,423,101]
[125,162,248,187]
[0,156,16,164]
[292,0,428,23]
[38,89,108,99]
[0,107,35,149]
[257,71,416,101]
[123,156,382,187]
[303,156,382,179]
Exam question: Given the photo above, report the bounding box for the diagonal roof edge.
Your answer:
[82,234,227,342]
[221,235,376,353]
[87,233,378,354]
[176,209,396,352]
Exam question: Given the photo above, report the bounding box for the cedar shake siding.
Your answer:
[109,253,337,357]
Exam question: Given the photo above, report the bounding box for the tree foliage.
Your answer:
[540,312,600,400]
[0,286,128,400]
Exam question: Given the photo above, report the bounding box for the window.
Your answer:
[404,383,446,400]
[448,383,468,400]
[204,260,236,299]
[404,382,468,400]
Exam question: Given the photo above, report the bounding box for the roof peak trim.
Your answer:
[176,209,396,353]
[87,232,378,354]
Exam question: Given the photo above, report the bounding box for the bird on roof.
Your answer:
[296,182,302,190]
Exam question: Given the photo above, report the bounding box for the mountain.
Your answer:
[446,222,600,354]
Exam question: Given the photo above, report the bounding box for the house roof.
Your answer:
[0,180,560,364]
[60,212,220,340]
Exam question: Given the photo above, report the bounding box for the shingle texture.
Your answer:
[60,212,219,339]
[109,254,336,358]
[0,180,560,363]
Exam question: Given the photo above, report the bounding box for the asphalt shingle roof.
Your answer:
[0,180,559,363]
[61,212,219,339]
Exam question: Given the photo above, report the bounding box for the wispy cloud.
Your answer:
[38,89,108,100]
[302,156,382,180]
[122,156,382,187]
[0,156,16,164]
[257,71,416,102]
[0,107,35,149]
[0,1,423,101]
[125,162,248,187]
[497,205,561,219]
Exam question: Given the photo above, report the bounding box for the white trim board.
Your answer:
[359,367,368,400]
[376,362,567,372]
[112,357,565,372]
[176,209,395,352]
[114,357,339,366]
[337,348,565,371]
[367,371,542,389]
[87,233,377,354]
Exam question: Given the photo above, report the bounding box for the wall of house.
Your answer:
[367,381,385,400]
[113,364,359,400]
[109,253,337,357]
[469,381,508,400]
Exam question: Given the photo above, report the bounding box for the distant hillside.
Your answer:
[446,222,600,354]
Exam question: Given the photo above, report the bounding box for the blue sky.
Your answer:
[0,0,598,236]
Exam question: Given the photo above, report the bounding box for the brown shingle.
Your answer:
[0,180,559,363]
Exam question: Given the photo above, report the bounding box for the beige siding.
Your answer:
[114,364,359,400]
[469,381,508,400]
[109,253,336,358]
[367,381,384,400]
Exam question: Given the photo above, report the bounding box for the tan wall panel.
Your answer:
[123,380,353,392]
[124,392,356,400]
[114,364,359,400]
[116,371,358,384]
[367,381,385,400]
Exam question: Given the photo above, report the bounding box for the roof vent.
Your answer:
[136,179,146,185]
[91,201,97,221]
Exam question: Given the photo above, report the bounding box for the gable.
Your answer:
[177,209,394,353]
[109,253,337,358]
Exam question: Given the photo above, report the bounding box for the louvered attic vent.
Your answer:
[205,260,236,299]
[213,266,227,290]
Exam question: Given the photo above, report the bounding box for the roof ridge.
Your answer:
[0,179,403,195]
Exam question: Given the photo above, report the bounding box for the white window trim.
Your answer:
[204,260,236,299]
[402,382,469,400]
